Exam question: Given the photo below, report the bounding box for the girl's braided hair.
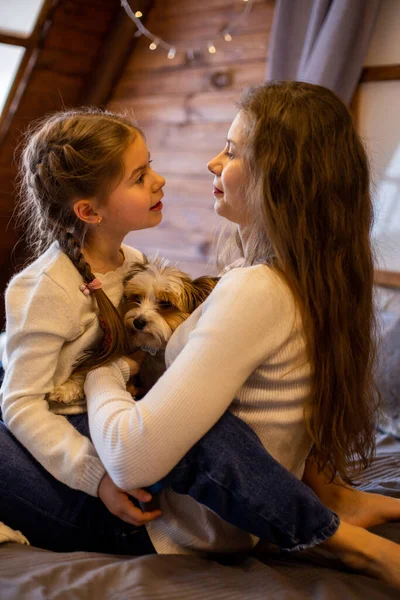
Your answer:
[16,108,143,368]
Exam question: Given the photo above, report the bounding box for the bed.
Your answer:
[0,275,399,599]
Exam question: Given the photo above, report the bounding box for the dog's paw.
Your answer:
[47,379,85,404]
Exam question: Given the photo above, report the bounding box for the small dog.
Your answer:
[121,256,218,392]
[48,256,218,405]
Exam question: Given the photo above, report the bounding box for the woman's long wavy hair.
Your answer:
[16,108,142,368]
[218,82,379,483]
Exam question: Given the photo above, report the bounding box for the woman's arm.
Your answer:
[2,275,105,496]
[86,266,296,491]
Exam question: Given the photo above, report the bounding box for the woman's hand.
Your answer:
[98,473,161,526]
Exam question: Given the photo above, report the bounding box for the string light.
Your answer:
[120,0,253,60]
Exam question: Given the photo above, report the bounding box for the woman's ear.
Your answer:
[73,199,100,224]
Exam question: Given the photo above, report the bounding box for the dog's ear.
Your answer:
[123,256,149,286]
[187,276,219,310]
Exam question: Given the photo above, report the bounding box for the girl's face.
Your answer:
[207,111,248,225]
[99,135,166,236]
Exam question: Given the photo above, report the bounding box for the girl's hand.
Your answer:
[98,473,161,526]
[121,350,148,377]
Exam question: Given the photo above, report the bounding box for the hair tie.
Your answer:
[79,278,102,296]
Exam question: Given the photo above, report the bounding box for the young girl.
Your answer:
[0,89,399,586]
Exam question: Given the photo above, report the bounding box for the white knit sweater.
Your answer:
[0,242,143,497]
[85,264,314,554]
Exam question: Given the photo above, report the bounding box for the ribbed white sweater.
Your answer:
[0,242,143,497]
[85,264,314,555]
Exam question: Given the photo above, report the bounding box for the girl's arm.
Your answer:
[86,266,296,491]
[2,274,105,496]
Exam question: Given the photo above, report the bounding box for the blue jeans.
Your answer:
[157,411,339,551]
[0,389,339,555]
[0,414,156,555]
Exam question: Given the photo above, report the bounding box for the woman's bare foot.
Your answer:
[303,457,400,528]
[320,485,400,529]
[322,522,400,589]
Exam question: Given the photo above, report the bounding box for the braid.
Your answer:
[60,233,93,282]
[59,232,130,371]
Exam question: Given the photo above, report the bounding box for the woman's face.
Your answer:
[207,111,248,225]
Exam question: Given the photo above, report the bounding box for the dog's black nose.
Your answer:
[133,317,147,330]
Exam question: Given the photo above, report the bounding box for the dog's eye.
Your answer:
[159,300,173,309]
[126,294,141,304]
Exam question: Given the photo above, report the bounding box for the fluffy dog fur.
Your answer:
[47,256,218,405]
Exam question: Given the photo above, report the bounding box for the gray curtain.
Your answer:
[266,0,382,104]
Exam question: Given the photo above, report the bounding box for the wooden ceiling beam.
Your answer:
[0,32,30,47]
[82,0,153,107]
[360,64,400,82]
[374,269,400,289]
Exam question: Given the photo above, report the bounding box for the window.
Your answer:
[0,0,44,36]
[357,0,400,272]
[0,0,50,143]
[359,80,400,272]
[0,43,25,114]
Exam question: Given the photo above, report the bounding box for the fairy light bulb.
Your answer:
[120,0,254,60]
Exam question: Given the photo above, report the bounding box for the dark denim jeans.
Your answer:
[0,365,339,555]
[159,411,339,551]
[0,414,156,554]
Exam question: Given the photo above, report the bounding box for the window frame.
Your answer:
[0,0,57,147]
[351,64,400,281]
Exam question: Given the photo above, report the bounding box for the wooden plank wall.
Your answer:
[108,0,275,276]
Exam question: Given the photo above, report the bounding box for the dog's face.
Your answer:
[121,257,218,350]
